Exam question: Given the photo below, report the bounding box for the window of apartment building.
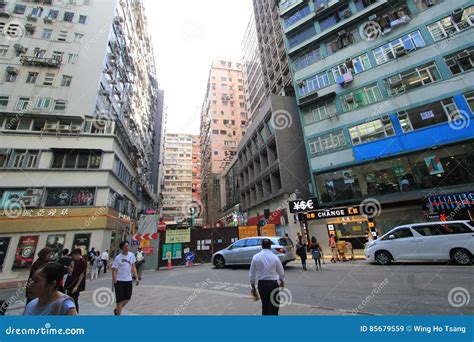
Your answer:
[372,30,426,65]
[34,48,46,58]
[302,101,337,125]
[42,29,53,39]
[1,149,40,169]
[52,51,63,60]
[308,131,347,156]
[0,45,9,57]
[67,54,78,64]
[386,62,441,96]
[288,25,316,49]
[341,84,383,112]
[240,112,246,118]
[397,98,459,132]
[0,96,8,107]
[293,48,322,71]
[444,47,474,75]
[319,6,351,31]
[74,33,84,43]
[212,130,219,134]
[48,9,59,19]
[64,12,75,22]
[349,117,395,145]
[57,31,68,42]
[61,75,72,87]
[464,91,474,113]
[26,72,39,84]
[214,151,219,155]
[15,97,30,111]
[224,140,236,146]
[222,100,228,106]
[43,73,55,86]
[5,70,18,83]
[239,102,245,108]
[31,6,44,17]
[35,97,52,109]
[53,100,67,111]
[332,53,371,80]
[427,6,474,41]
[327,29,359,55]
[221,77,227,82]
[13,4,26,14]
[79,15,87,24]
[52,150,102,169]
[298,71,330,97]
[220,130,227,135]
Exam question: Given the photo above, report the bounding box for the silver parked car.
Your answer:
[212,236,296,269]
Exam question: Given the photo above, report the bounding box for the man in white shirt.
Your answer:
[101,250,109,274]
[112,241,138,316]
[249,238,285,315]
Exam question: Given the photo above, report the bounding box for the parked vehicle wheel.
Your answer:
[213,255,226,269]
[375,250,392,265]
[451,249,472,265]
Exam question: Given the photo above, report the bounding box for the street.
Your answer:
[2,261,473,316]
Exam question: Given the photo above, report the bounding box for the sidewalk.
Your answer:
[6,284,363,316]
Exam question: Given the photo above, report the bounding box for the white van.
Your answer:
[365,221,474,265]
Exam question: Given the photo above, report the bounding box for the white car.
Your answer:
[365,220,474,265]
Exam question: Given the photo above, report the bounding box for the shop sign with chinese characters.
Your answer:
[0,208,71,218]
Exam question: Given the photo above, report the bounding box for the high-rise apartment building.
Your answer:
[0,0,162,279]
[200,59,248,226]
[253,0,294,97]
[191,135,202,226]
[242,12,266,122]
[161,133,193,223]
[278,0,474,253]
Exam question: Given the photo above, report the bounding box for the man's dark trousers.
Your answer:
[257,280,279,315]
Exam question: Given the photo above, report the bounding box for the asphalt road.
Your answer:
[1,260,473,315]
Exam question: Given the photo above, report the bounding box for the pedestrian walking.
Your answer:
[90,251,102,281]
[329,235,338,263]
[135,247,145,281]
[23,262,77,316]
[57,249,72,293]
[112,241,139,316]
[295,234,307,271]
[65,248,87,313]
[249,239,285,316]
[26,247,52,304]
[309,237,322,271]
[101,250,109,273]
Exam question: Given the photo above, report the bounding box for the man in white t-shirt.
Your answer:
[112,241,138,316]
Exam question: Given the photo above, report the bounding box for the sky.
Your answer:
[144,0,253,135]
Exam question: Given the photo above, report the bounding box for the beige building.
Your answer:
[161,133,193,223]
[0,0,161,280]
[200,59,248,226]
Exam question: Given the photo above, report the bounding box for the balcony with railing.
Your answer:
[20,55,62,68]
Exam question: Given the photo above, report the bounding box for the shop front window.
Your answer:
[315,143,474,204]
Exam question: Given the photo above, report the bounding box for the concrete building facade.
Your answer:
[200,59,248,226]
[232,94,311,236]
[242,11,266,122]
[253,0,295,97]
[278,0,474,253]
[0,0,162,279]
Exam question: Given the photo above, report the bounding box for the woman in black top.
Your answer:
[295,234,307,271]
[309,237,322,271]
